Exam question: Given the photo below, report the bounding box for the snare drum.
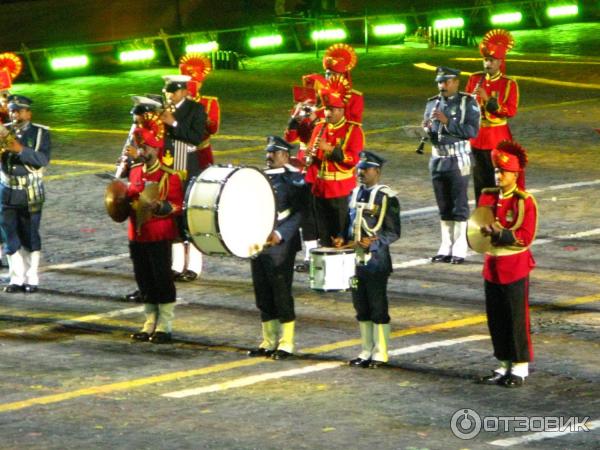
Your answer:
[184,165,276,258]
[309,247,356,291]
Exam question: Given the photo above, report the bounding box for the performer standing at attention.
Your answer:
[477,140,537,388]
[334,151,401,368]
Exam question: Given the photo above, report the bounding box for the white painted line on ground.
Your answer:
[44,253,130,271]
[388,334,488,356]
[163,361,343,398]
[489,419,599,447]
[162,334,487,399]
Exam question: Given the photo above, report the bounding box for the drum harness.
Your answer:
[348,184,391,265]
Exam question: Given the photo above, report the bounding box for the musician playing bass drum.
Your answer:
[424,67,480,265]
[247,136,307,360]
[333,151,401,368]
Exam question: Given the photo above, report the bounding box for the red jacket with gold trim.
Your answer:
[466,72,519,150]
[478,186,537,284]
[196,95,220,170]
[307,118,364,199]
[127,162,183,242]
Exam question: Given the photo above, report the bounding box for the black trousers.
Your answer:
[485,277,532,362]
[129,240,176,304]
[300,189,319,242]
[351,268,390,324]
[0,205,42,254]
[251,249,296,323]
[472,149,496,205]
[314,195,349,246]
[431,169,470,222]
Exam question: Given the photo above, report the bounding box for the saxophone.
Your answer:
[0,123,18,155]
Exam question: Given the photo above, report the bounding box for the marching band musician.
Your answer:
[424,67,480,265]
[466,29,519,204]
[477,140,536,388]
[179,54,220,171]
[126,124,184,344]
[334,151,401,368]
[161,74,207,283]
[306,75,364,246]
[285,84,320,272]
[248,136,307,360]
[0,95,51,293]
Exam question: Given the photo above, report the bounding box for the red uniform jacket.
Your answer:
[479,186,537,284]
[127,162,183,242]
[466,72,519,150]
[307,118,364,199]
[285,116,319,184]
[197,95,220,170]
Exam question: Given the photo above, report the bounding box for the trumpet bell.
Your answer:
[467,206,495,254]
[104,179,130,223]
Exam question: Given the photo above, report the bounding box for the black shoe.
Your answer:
[23,284,38,293]
[3,284,24,293]
[349,357,371,368]
[149,332,173,344]
[431,254,452,263]
[177,270,198,282]
[369,360,387,369]
[477,371,507,385]
[130,331,151,342]
[451,257,465,265]
[294,261,310,273]
[247,347,275,357]
[501,374,525,388]
[123,290,143,302]
[271,349,293,360]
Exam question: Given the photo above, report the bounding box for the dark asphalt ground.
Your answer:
[0,22,599,450]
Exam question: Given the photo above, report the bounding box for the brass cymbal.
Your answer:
[104,179,130,223]
[136,182,160,234]
[467,206,495,254]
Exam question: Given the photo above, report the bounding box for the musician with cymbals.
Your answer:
[0,95,50,294]
[248,136,307,360]
[475,140,537,388]
[126,124,184,344]
[424,67,480,265]
[466,29,519,204]
[161,74,207,283]
[334,151,401,368]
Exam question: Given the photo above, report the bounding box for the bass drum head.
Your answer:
[217,167,276,258]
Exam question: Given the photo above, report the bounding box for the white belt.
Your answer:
[277,208,291,221]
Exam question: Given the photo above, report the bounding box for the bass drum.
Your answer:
[185,165,276,258]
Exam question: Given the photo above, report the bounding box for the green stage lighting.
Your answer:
[490,12,523,25]
[249,34,283,49]
[50,55,89,71]
[185,41,219,53]
[311,28,347,42]
[118,49,155,63]
[547,4,579,18]
[373,24,407,37]
[433,18,465,29]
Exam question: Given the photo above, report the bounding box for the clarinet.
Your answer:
[416,94,442,154]
[114,123,137,178]
[306,122,327,168]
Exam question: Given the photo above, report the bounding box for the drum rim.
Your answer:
[184,166,277,258]
[310,247,356,255]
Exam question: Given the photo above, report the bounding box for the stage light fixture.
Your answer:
[185,41,219,53]
[118,48,155,63]
[373,24,407,37]
[311,28,347,42]
[248,34,283,49]
[547,4,579,18]
[490,12,523,25]
[50,55,89,71]
[433,18,465,29]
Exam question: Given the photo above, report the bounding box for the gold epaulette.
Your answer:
[202,95,219,102]
[481,187,501,195]
[160,164,186,181]
[514,188,531,200]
